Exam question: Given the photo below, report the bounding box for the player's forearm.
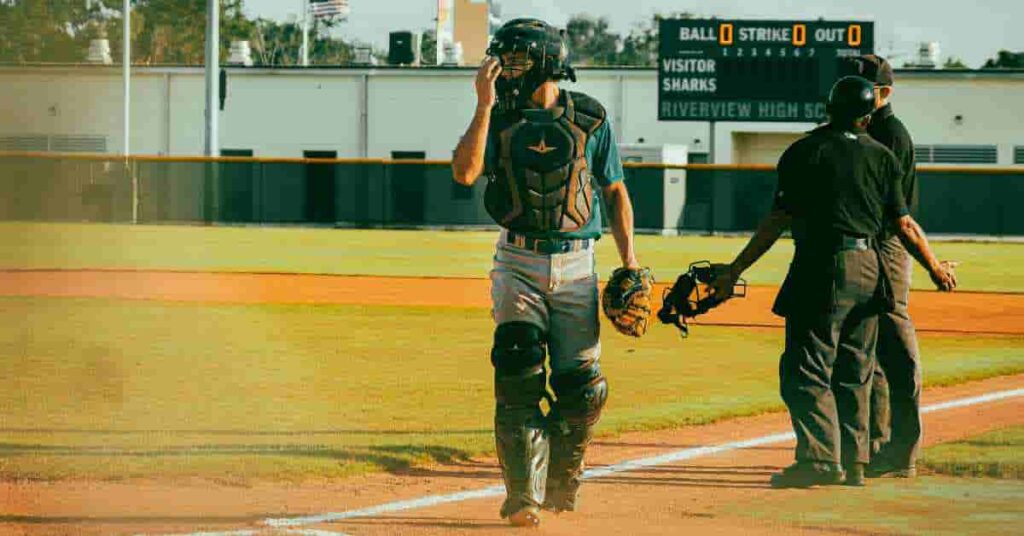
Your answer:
[896,215,942,274]
[604,183,639,268]
[730,209,790,276]
[451,105,492,186]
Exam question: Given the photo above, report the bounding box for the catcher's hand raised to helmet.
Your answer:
[602,266,655,338]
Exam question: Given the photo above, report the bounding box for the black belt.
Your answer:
[505,232,592,254]
[835,235,876,251]
[798,234,876,252]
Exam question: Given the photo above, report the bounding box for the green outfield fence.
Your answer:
[2,152,1024,235]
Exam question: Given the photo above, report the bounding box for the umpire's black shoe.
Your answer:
[769,462,845,489]
[843,463,866,487]
[865,458,917,479]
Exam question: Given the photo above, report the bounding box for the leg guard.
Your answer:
[491,322,550,519]
[544,361,608,512]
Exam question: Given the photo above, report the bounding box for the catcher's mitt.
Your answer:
[657,261,746,337]
[602,267,655,337]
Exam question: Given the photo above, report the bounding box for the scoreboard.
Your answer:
[658,19,874,122]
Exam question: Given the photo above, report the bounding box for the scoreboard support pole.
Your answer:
[708,120,716,164]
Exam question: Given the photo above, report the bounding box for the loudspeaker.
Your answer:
[388,31,420,66]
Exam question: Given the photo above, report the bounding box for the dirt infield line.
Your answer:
[262,387,1024,530]
[24,374,1012,536]
[2,269,1022,335]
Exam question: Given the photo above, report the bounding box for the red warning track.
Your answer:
[1,269,1022,335]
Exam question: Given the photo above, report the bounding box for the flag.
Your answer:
[310,0,349,19]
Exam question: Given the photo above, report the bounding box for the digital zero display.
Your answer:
[658,19,874,122]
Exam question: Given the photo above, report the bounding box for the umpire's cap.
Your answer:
[827,76,876,121]
[842,54,895,86]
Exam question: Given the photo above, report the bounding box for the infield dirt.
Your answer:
[2,269,1023,535]
[3,374,1022,536]
[2,269,1022,335]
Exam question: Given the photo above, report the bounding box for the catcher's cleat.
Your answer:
[507,506,542,528]
[769,462,845,489]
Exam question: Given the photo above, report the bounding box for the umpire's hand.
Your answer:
[931,260,958,292]
[710,263,738,299]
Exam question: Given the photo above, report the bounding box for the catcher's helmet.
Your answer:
[486,18,576,111]
[826,75,876,121]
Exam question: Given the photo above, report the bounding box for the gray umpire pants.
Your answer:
[781,247,880,468]
[870,236,923,466]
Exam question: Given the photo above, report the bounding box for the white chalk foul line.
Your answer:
[146,529,351,536]
[264,386,1024,528]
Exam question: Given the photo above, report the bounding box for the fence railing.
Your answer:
[2,152,1024,236]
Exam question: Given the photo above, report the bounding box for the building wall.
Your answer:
[1,66,1022,165]
[453,0,491,66]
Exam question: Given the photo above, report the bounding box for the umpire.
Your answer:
[844,55,924,478]
[712,76,956,488]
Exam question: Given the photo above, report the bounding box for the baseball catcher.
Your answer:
[657,261,746,337]
[602,266,655,337]
[451,17,643,527]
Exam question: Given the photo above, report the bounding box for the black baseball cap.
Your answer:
[843,54,894,86]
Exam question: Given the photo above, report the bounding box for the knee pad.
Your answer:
[491,322,547,407]
[550,362,608,426]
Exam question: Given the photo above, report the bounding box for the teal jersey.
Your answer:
[484,117,625,240]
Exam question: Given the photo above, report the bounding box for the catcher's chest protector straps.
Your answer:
[485,91,606,233]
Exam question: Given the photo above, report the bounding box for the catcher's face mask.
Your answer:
[657,261,746,337]
[499,51,534,80]
[487,18,575,112]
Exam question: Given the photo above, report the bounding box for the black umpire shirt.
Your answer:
[771,123,908,318]
[774,123,909,240]
[868,104,917,222]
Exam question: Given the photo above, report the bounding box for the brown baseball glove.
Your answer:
[601,266,655,337]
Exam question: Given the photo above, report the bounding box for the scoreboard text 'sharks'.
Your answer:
[658,19,874,122]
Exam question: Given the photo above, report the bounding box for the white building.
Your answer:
[1,65,1022,166]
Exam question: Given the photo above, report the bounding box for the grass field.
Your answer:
[725,425,1024,535]
[2,223,1023,292]
[1,296,1021,483]
[921,425,1024,480]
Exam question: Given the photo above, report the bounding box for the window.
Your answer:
[50,135,106,153]
[0,134,106,153]
[0,135,47,151]
[1015,146,1024,165]
[914,144,997,164]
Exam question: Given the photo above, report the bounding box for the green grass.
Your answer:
[721,426,1024,535]
[724,477,1024,536]
[920,425,1024,480]
[0,296,1021,483]
[2,222,1023,292]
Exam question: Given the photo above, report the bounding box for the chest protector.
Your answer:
[484,91,606,233]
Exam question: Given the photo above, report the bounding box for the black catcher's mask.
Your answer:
[486,18,576,112]
[657,261,747,338]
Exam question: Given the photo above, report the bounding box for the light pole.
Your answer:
[122,0,130,156]
[204,0,220,156]
[301,0,310,66]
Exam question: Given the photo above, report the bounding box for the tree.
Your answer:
[564,12,694,67]
[943,57,968,70]
[420,29,436,66]
[0,0,356,66]
[0,0,111,63]
[982,50,1024,69]
[565,15,620,66]
[618,12,692,67]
